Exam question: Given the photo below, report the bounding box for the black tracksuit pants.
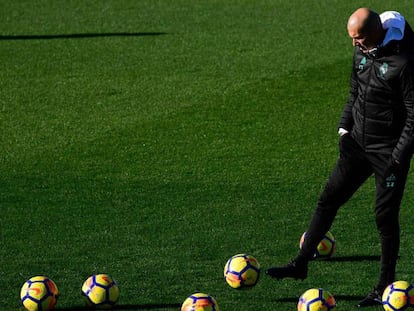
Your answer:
[299,134,411,289]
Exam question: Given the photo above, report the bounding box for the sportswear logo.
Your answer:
[101,275,113,285]
[386,174,396,188]
[378,62,389,79]
[26,287,41,295]
[358,57,367,71]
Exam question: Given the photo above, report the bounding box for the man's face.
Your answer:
[348,27,377,53]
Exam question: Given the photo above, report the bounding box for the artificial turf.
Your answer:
[2,1,414,310]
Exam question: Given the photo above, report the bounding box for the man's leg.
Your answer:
[357,155,411,308]
[373,155,411,290]
[266,135,372,279]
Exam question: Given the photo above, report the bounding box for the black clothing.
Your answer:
[338,40,414,164]
[300,20,414,290]
[300,134,410,288]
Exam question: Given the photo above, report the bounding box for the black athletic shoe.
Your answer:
[357,288,383,308]
[265,260,308,280]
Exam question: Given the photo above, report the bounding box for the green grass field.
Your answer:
[2,1,414,310]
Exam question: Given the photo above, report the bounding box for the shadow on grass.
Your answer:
[326,255,381,262]
[55,303,181,310]
[274,294,361,303]
[0,32,168,41]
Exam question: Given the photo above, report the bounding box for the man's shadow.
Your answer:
[322,255,381,262]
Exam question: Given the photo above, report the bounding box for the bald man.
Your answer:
[266,8,414,307]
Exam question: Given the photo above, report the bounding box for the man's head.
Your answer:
[347,8,385,53]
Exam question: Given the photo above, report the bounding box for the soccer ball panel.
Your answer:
[21,281,48,301]
[108,285,120,303]
[223,271,241,289]
[318,231,336,257]
[95,274,114,286]
[300,231,336,258]
[240,267,260,286]
[82,276,93,291]
[86,285,107,304]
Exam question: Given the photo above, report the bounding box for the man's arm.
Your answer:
[338,57,358,134]
[392,62,414,163]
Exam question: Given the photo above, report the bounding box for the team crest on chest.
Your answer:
[378,62,389,79]
[358,56,367,71]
